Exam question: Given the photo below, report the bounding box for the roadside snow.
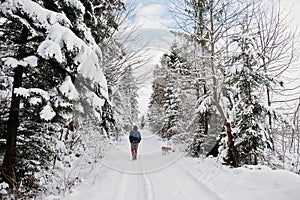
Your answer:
[56,129,300,200]
[184,157,300,200]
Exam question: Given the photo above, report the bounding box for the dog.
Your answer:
[161,146,172,155]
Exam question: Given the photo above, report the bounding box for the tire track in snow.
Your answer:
[111,160,147,200]
[139,155,155,200]
[176,160,224,200]
[141,172,155,200]
[110,157,154,200]
[112,172,129,200]
[144,156,224,200]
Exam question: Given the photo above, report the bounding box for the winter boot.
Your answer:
[132,151,137,160]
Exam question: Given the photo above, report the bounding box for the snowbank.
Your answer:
[183,157,300,200]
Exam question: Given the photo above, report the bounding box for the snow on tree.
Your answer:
[116,66,139,132]
[91,0,125,43]
[171,0,253,166]
[223,25,275,165]
[169,0,298,167]
[92,1,146,137]
[162,82,181,138]
[149,42,192,138]
[148,64,167,134]
[0,0,112,197]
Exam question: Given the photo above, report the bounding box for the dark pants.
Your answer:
[131,143,139,159]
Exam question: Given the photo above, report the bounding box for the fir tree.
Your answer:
[0,0,110,196]
[117,66,139,132]
[226,25,274,165]
[162,82,181,138]
[149,43,187,138]
[148,64,167,133]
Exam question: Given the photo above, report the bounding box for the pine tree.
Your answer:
[118,66,139,131]
[0,0,110,195]
[149,43,188,138]
[162,82,181,138]
[226,26,274,165]
[92,1,127,137]
[178,0,252,166]
[111,87,127,135]
[148,65,167,134]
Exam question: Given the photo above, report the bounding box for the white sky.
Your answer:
[128,0,175,29]
[129,0,300,30]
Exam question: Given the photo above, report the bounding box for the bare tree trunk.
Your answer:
[225,121,239,167]
[211,69,238,166]
[291,98,300,152]
[208,0,238,167]
[2,65,23,188]
[255,3,298,152]
[203,84,208,135]
[266,85,275,151]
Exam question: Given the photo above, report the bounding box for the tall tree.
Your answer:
[117,66,139,131]
[149,42,191,138]
[0,0,109,195]
[172,0,298,166]
[253,2,298,150]
[160,43,183,138]
[226,22,275,165]
[148,65,167,134]
[173,0,248,166]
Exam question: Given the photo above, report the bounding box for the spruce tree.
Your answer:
[148,65,167,134]
[162,82,181,138]
[0,0,110,196]
[226,25,274,165]
[150,43,186,138]
[118,66,139,131]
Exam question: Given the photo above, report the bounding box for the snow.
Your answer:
[14,87,30,98]
[29,97,42,105]
[64,0,85,17]
[0,0,71,30]
[0,17,6,25]
[14,87,51,101]
[193,160,300,200]
[37,40,63,63]
[0,183,9,195]
[59,76,79,100]
[40,23,108,100]
[2,0,109,104]
[85,92,106,118]
[40,104,56,121]
[2,57,28,68]
[57,129,300,200]
[23,56,38,67]
[2,56,38,68]
[30,88,50,100]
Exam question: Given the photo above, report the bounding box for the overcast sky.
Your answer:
[127,0,300,30]
[126,0,175,29]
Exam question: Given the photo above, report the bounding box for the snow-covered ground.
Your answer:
[57,129,300,200]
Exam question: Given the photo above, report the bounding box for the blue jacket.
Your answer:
[129,130,141,143]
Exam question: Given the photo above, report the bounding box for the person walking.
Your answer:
[129,125,141,160]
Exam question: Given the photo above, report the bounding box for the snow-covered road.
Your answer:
[62,129,222,200]
[61,129,300,200]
